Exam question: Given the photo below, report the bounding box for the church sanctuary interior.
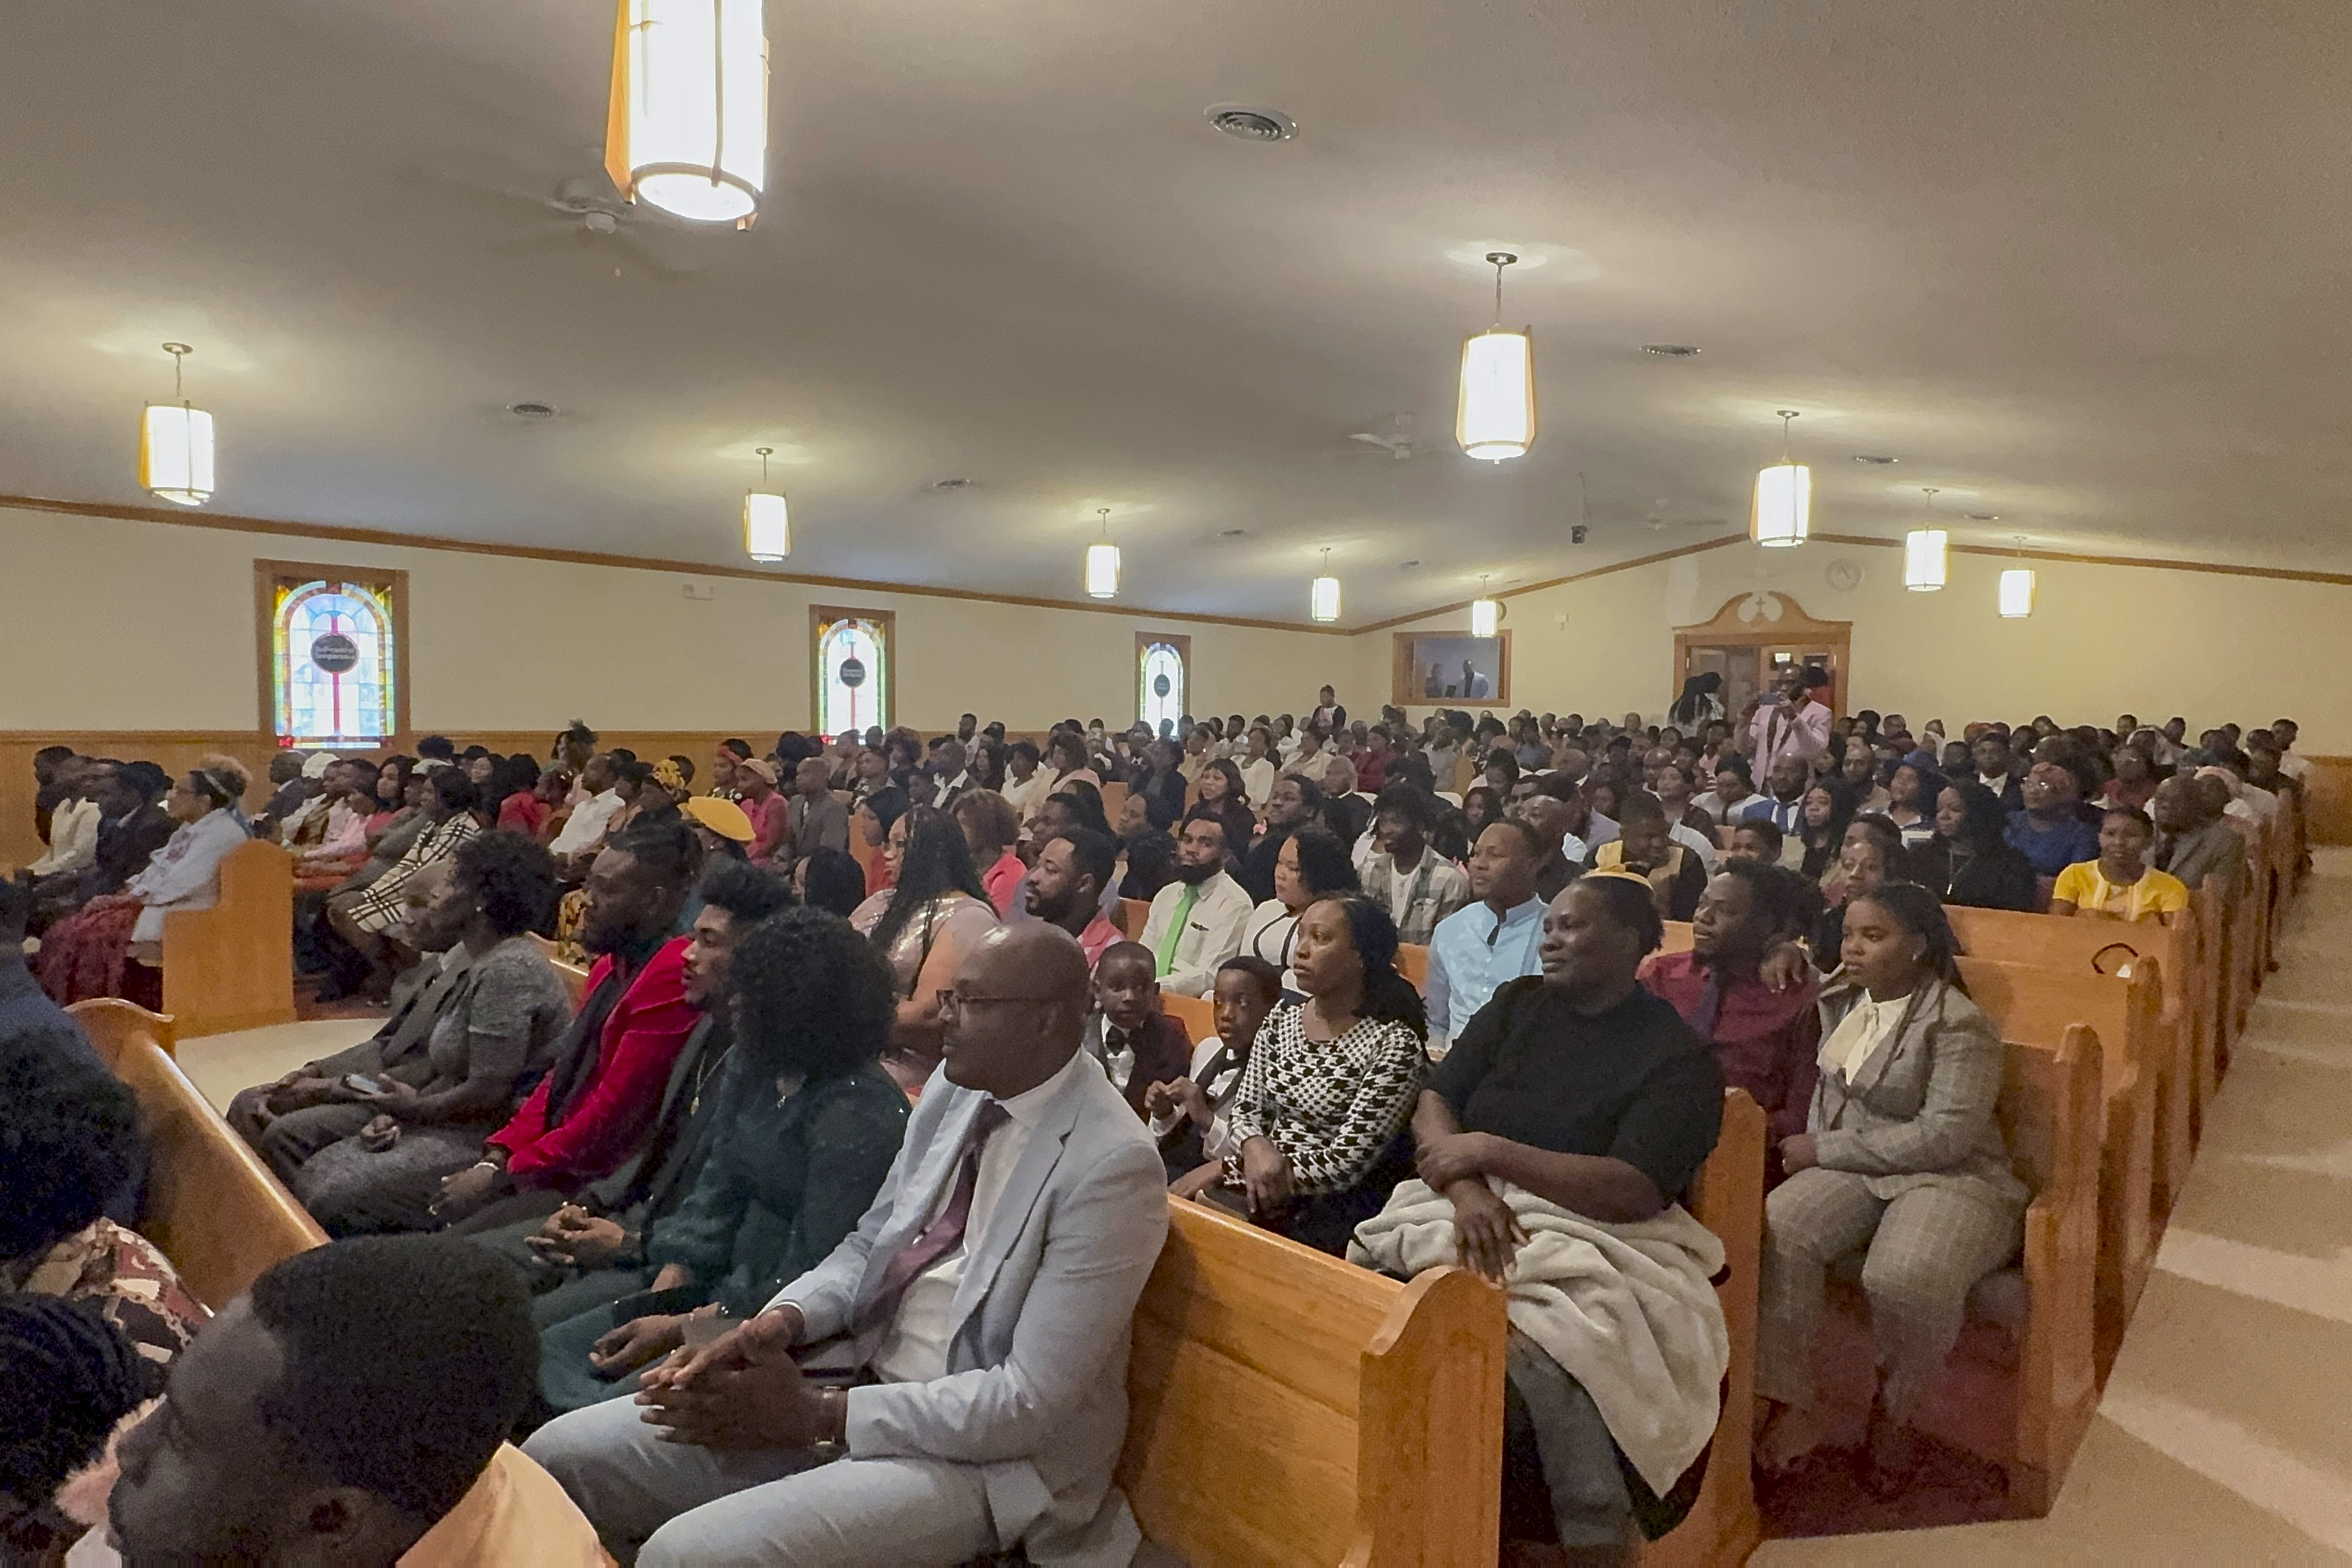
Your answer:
[11,2,2352,1562]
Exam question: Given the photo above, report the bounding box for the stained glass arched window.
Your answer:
[1138,637,1186,735]
[813,607,893,740]
[262,564,405,747]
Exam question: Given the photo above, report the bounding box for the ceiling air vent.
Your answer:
[1206,105,1296,143]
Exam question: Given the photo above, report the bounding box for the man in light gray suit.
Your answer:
[526,923,1170,1566]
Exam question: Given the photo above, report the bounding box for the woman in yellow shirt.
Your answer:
[2050,806,2189,925]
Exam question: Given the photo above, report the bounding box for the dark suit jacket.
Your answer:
[94,805,178,893]
[1091,1010,1194,1117]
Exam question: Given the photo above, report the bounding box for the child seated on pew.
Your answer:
[1146,956,1282,1190]
[2049,805,2189,926]
[1082,941,1193,1117]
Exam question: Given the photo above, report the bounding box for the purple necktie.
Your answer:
[859,1101,1012,1335]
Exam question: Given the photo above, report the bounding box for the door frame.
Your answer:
[1673,593,1853,717]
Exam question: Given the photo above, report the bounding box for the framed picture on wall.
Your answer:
[1391,631,1511,708]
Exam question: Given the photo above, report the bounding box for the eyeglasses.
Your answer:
[934,989,1056,1016]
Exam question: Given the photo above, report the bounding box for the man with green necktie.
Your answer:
[1138,809,1254,999]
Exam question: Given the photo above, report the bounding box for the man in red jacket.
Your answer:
[434,820,701,1223]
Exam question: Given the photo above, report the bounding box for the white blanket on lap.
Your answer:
[1348,1178,1730,1496]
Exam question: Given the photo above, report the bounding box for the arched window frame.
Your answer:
[254,559,409,746]
[810,605,895,740]
[1136,631,1191,736]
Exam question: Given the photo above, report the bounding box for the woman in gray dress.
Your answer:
[295,832,573,1236]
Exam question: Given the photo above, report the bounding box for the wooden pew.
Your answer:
[160,838,297,1038]
[1118,897,1151,941]
[1956,957,2160,1366]
[1946,903,2209,1216]
[1395,942,1429,992]
[1161,990,1215,1045]
[531,933,592,1007]
[1120,1201,1508,1566]
[1643,1090,1767,1568]
[1118,1094,1768,1567]
[70,999,325,1309]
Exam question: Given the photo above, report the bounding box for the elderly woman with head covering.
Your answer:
[36,755,256,1007]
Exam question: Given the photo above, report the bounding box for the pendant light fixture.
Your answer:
[1999,535,2037,618]
[604,0,769,226]
[1903,487,1947,592]
[1085,507,1121,599]
[1750,409,1810,548]
[1470,575,1500,637]
[1309,549,1342,623]
[742,446,788,561]
[139,342,215,508]
[1456,251,1536,461]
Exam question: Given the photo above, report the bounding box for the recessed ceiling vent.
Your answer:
[1206,105,1296,142]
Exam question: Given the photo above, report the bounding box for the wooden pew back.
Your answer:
[161,838,297,1037]
[1955,956,2160,1361]
[1117,898,1151,941]
[70,999,325,1309]
[1642,1090,1767,1566]
[1119,1204,1507,1567]
[1987,1029,2103,1511]
[1161,990,1215,1046]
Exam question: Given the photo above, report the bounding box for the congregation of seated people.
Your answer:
[2,685,2309,1564]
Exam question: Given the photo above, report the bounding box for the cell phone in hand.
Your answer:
[342,1073,385,1094]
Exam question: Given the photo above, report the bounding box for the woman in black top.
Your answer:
[1409,874,1726,1555]
[1909,781,2037,911]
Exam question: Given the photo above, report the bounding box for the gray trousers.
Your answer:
[1756,1166,2022,1421]
[523,1391,1001,1566]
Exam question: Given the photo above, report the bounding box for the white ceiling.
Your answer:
[8,1,2352,625]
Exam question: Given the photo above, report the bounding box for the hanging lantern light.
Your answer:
[140,342,215,507]
[1751,409,1810,547]
[605,0,769,226]
[1903,487,1947,592]
[1310,549,1342,622]
[1470,575,1499,637]
[1456,251,1535,461]
[2000,537,2037,617]
[1085,507,1121,599]
[742,446,788,561]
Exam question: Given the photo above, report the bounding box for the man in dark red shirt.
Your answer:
[434,819,702,1222]
[1639,859,1821,1179]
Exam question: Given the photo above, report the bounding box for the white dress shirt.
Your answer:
[868,1051,1088,1384]
[548,789,623,855]
[29,797,99,877]
[1669,821,1719,874]
[1239,758,1277,812]
[1138,870,1255,997]
[126,808,249,943]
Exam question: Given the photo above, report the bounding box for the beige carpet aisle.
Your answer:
[1759,848,2352,1565]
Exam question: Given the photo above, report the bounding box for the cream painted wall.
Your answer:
[9,504,2349,748]
[1354,542,2352,751]
[0,506,1353,734]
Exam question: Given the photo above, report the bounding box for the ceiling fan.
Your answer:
[410,167,702,281]
[1345,413,1415,459]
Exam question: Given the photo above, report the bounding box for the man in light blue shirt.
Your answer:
[1424,818,1549,1052]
